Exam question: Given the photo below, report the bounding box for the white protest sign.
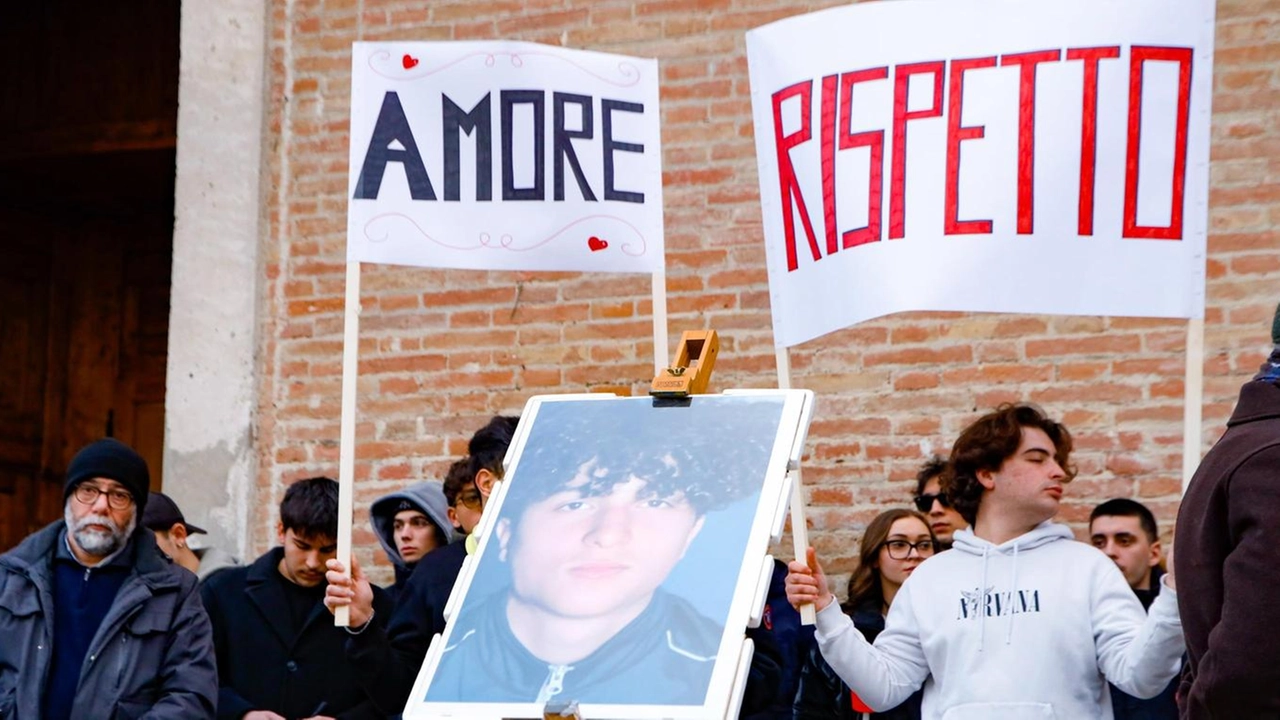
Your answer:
[348,41,663,274]
[747,0,1213,348]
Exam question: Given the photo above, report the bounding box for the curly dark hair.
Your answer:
[940,403,1076,526]
[844,508,936,614]
[501,396,785,520]
[913,455,948,497]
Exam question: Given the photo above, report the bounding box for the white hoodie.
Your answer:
[814,521,1183,720]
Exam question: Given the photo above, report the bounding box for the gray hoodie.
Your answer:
[370,481,454,587]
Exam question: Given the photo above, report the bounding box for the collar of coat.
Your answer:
[0,520,184,593]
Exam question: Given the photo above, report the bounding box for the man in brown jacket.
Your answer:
[1176,303,1280,719]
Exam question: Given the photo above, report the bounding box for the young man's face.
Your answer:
[1090,515,1160,590]
[917,477,968,545]
[498,470,705,621]
[277,525,336,587]
[978,426,1068,525]
[393,509,439,564]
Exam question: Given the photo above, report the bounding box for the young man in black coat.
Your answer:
[201,477,391,720]
[323,416,519,716]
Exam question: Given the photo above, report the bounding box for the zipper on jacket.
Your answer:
[536,664,573,704]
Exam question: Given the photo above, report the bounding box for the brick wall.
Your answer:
[257,0,1280,586]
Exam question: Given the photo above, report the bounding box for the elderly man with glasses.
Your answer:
[0,438,216,719]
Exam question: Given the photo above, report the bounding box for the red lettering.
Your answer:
[820,74,840,255]
[1123,46,1193,240]
[889,61,944,239]
[772,81,822,271]
[1000,50,1061,234]
[945,56,997,235]
[839,67,889,248]
[1066,46,1121,236]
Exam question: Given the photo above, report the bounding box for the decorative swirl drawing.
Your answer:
[362,213,648,257]
[366,48,642,87]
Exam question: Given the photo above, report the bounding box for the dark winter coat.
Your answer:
[742,558,815,720]
[0,521,217,719]
[200,547,392,720]
[793,601,921,720]
[1176,379,1280,719]
[344,538,467,715]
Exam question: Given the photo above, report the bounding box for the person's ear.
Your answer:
[677,516,706,558]
[976,468,997,491]
[276,521,286,545]
[447,506,462,530]
[475,468,499,499]
[495,518,511,561]
[1148,539,1163,568]
[170,523,189,548]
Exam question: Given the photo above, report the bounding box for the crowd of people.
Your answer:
[4,312,1280,719]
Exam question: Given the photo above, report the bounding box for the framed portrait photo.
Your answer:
[405,390,814,719]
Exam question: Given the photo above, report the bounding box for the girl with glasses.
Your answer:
[793,509,936,719]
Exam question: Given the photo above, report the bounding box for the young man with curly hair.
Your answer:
[425,397,782,706]
[787,403,1184,719]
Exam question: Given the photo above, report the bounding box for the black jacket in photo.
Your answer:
[427,587,722,706]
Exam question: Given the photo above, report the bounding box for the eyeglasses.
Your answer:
[74,484,134,510]
[913,493,951,513]
[882,539,936,559]
[455,487,483,510]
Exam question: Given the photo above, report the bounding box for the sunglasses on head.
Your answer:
[913,492,951,513]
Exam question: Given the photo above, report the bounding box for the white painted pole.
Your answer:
[334,260,362,627]
[1182,317,1205,494]
[651,271,669,375]
[776,344,816,624]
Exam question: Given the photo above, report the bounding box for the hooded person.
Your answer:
[370,481,454,600]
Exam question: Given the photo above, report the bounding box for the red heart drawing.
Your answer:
[402,54,419,70]
[588,236,608,252]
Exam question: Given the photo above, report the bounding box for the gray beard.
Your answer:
[64,503,136,559]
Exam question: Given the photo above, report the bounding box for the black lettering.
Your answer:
[501,90,545,201]
[442,93,493,201]
[553,92,597,201]
[602,99,645,203]
[354,91,436,201]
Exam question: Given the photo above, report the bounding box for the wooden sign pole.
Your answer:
[775,344,816,624]
[1182,317,1205,493]
[334,260,362,627]
[651,271,669,376]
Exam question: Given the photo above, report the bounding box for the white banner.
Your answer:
[347,41,664,274]
[747,0,1214,348]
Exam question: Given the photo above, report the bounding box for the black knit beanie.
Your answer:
[64,438,150,514]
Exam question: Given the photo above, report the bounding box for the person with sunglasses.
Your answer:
[910,457,968,550]
[787,404,1183,719]
[794,508,936,719]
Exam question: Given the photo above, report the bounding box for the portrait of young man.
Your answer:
[423,395,788,708]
